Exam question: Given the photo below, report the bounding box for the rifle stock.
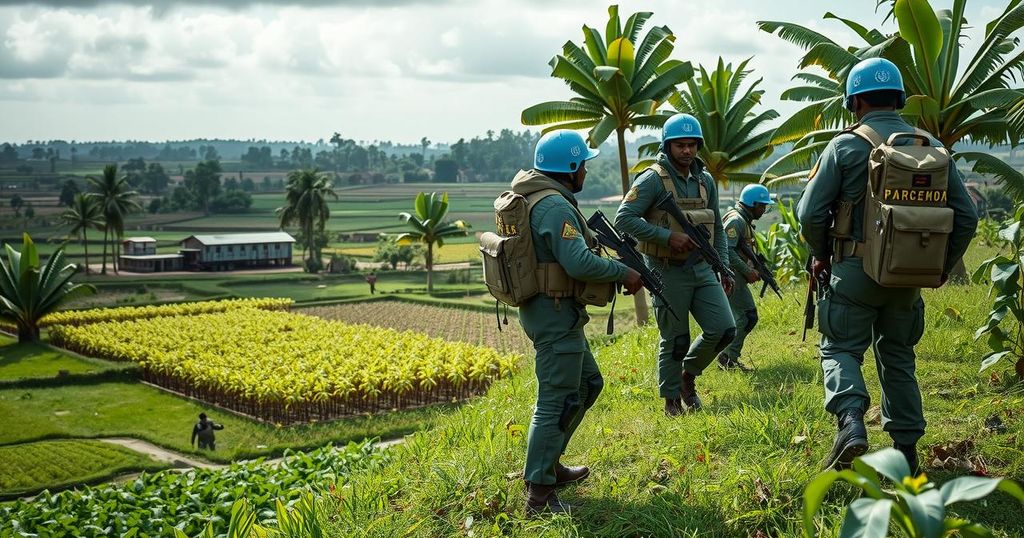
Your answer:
[585,210,679,321]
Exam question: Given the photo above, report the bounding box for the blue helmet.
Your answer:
[662,113,703,147]
[740,184,774,207]
[534,130,600,173]
[845,58,906,111]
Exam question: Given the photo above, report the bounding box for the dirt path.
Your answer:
[99,438,223,470]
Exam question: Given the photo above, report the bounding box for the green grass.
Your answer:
[0,336,126,381]
[0,378,449,464]
[314,248,1024,536]
[0,440,166,499]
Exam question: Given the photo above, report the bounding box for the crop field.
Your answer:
[336,241,483,264]
[49,308,519,424]
[0,440,164,499]
[40,297,292,327]
[299,300,530,354]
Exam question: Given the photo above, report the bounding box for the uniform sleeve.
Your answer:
[725,218,751,275]
[797,138,844,259]
[708,176,729,263]
[614,170,671,246]
[538,202,627,283]
[943,162,980,273]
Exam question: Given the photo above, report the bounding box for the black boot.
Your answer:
[717,353,752,372]
[824,408,868,470]
[664,398,683,417]
[554,461,590,487]
[681,371,702,411]
[525,482,572,516]
[894,442,920,477]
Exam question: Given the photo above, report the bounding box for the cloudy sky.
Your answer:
[0,0,1010,145]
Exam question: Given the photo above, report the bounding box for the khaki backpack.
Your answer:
[841,124,955,288]
[636,162,716,261]
[479,171,613,307]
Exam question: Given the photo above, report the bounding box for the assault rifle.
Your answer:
[736,240,783,300]
[802,259,830,341]
[654,191,735,282]
[585,210,679,324]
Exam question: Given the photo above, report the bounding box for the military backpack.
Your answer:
[837,124,955,288]
[479,171,613,307]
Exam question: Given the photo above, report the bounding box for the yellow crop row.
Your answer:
[49,308,518,411]
[40,298,293,328]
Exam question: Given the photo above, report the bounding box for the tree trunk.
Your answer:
[100,225,109,274]
[426,242,434,294]
[616,127,650,326]
[113,233,120,274]
[18,322,39,343]
[82,228,90,275]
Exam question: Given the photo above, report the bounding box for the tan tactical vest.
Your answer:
[480,171,614,307]
[832,124,954,288]
[724,208,754,256]
[637,163,716,260]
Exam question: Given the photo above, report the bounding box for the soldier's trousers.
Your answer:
[817,257,926,445]
[519,298,603,485]
[651,260,736,398]
[722,281,757,360]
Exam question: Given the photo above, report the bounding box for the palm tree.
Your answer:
[59,193,103,275]
[87,164,141,275]
[633,57,779,186]
[758,0,1024,190]
[396,192,470,293]
[277,168,337,272]
[0,233,96,342]
[521,4,693,324]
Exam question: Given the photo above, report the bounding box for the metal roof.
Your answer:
[181,231,296,246]
[124,237,157,243]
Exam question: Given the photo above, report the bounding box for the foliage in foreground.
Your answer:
[0,442,384,538]
[49,308,518,423]
[0,234,95,342]
[973,204,1024,377]
[805,448,1024,538]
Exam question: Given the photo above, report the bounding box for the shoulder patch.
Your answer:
[624,186,639,202]
[807,159,821,182]
[726,227,738,239]
[561,221,580,240]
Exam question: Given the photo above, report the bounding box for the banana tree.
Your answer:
[396,192,470,294]
[521,4,693,324]
[633,57,779,186]
[759,0,1024,194]
[0,233,96,342]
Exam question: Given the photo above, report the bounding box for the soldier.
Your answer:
[616,113,736,416]
[511,130,643,515]
[718,184,775,371]
[797,58,978,474]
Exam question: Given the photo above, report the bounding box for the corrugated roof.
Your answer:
[120,254,183,260]
[124,237,157,243]
[181,231,296,246]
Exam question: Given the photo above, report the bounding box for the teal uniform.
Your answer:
[515,172,627,486]
[796,111,978,445]
[721,204,758,362]
[615,154,736,398]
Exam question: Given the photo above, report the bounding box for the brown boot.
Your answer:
[681,372,702,411]
[664,398,683,417]
[554,462,590,486]
[525,481,572,516]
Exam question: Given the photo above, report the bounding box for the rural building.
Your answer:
[180,231,295,271]
[118,231,294,273]
[120,237,184,273]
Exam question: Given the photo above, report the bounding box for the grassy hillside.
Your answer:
[316,259,1023,536]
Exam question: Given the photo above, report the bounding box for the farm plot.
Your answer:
[41,297,292,327]
[49,308,518,424]
[300,301,530,354]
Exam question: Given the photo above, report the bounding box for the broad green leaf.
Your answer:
[980,350,1012,372]
[895,0,943,67]
[589,115,618,147]
[607,37,636,88]
[898,489,945,538]
[803,470,841,537]
[838,498,893,538]
[859,448,911,484]
[941,476,1005,506]
[901,95,941,126]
